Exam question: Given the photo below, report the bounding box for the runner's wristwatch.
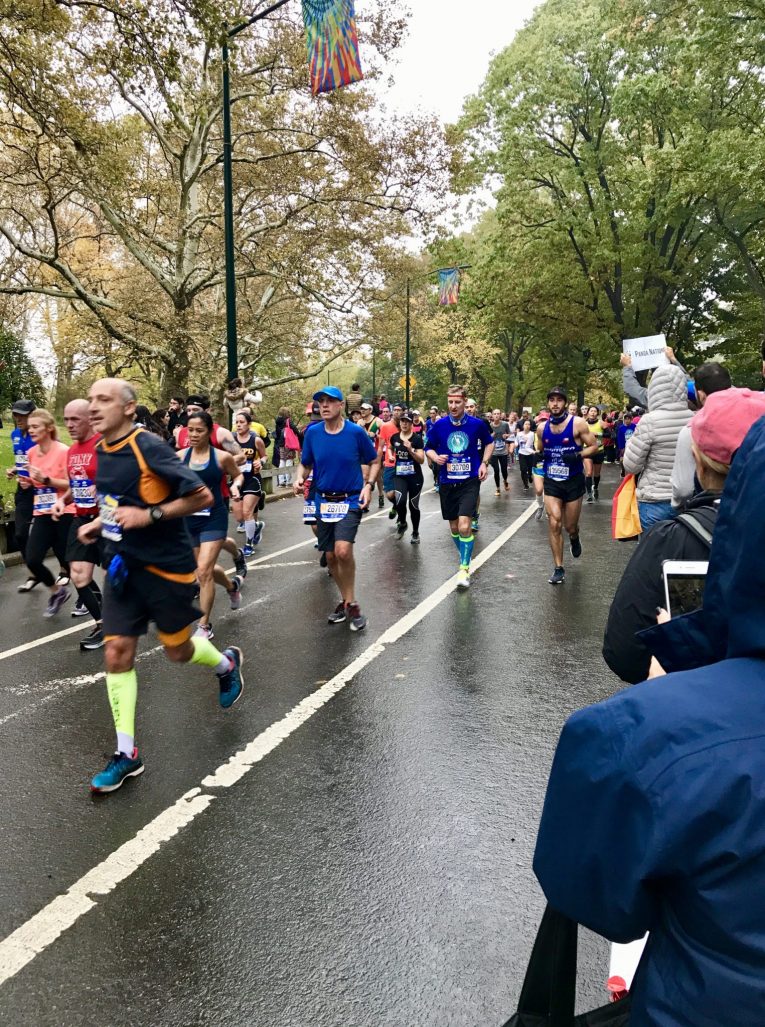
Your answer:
[149,505,164,523]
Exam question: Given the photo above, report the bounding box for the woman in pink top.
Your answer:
[26,409,75,617]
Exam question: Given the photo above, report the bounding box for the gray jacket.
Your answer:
[623,364,693,502]
[622,359,687,410]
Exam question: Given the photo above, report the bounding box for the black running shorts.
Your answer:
[102,565,202,646]
[439,477,481,521]
[543,474,586,503]
[66,515,105,566]
[315,507,363,552]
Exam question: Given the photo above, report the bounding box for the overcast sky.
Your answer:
[380,0,542,124]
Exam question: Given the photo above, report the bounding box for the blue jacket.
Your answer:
[534,415,765,1026]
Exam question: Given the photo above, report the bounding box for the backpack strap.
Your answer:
[677,511,714,550]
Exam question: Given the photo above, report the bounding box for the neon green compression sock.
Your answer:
[106,670,138,756]
[189,636,232,676]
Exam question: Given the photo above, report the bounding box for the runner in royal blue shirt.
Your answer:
[295,386,379,631]
[425,385,494,589]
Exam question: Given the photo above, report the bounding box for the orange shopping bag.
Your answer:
[611,473,642,540]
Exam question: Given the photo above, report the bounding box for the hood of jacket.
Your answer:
[704,413,765,658]
[646,362,688,411]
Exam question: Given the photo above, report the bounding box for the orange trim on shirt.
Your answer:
[145,565,197,585]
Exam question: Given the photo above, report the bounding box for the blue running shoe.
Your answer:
[91,749,144,794]
[242,543,255,557]
[471,518,480,533]
[218,646,244,709]
[251,520,264,546]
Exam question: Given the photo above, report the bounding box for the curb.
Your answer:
[0,491,298,568]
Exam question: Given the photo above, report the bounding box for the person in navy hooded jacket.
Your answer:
[534,409,765,1026]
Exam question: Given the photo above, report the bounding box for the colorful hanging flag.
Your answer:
[438,268,461,306]
[302,0,364,96]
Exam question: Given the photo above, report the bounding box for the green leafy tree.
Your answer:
[0,327,44,411]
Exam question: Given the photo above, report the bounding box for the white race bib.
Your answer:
[320,500,350,523]
[242,461,252,474]
[33,487,56,513]
[547,462,570,482]
[100,494,123,542]
[71,477,97,510]
[14,452,30,478]
[396,460,415,476]
[446,460,471,480]
[303,499,317,522]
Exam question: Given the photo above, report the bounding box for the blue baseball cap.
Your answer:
[312,385,344,402]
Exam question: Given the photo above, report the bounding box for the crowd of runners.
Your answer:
[3,351,762,794]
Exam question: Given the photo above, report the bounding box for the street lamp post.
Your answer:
[403,264,471,407]
[222,0,293,384]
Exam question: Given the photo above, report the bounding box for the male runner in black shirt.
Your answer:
[78,378,244,794]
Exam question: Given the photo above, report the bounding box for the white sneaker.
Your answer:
[456,567,471,590]
[194,622,214,640]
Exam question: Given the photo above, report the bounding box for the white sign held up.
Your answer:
[623,334,668,373]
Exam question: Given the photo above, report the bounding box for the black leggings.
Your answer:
[394,476,423,532]
[518,453,535,488]
[13,487,34,561]
[25,514,72,586]
[490,453,509,487]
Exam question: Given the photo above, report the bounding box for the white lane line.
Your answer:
[249,561,315,570]
[0,502,536,988]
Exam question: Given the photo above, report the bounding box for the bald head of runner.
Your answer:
[88,378,138,442]
[63,398,95,443]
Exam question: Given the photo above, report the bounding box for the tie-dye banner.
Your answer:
[302,0,364,96]
[438,268,461,306]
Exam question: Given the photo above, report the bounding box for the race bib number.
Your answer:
[396,460,415,476]
[547,462,570,482]
[33,487,56,513]
[14,452,29,478]
[303,498,317,523]
[100,494,123,542]
[319,500,350,523]
[71,476,97,510]
[242,461,252,474]
[446,460,471,481]
[493,437,506,452]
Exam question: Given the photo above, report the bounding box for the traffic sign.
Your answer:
[398,374,416,391]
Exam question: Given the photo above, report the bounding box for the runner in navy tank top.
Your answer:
[538,385,600,586]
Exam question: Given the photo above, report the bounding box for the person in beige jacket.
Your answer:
[623,362,692,532]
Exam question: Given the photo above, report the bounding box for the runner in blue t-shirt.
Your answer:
[425,385,494,589]
[616,412,636,476]
[295,386,380,631]
[5,398,48,592]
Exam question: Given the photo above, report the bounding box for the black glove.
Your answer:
[560,450,581,467]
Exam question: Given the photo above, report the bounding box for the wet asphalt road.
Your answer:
[0,465,633,1026]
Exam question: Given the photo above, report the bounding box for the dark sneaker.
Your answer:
[570,534,582,559]
[378,495,385,509]
[218,646,244,709]
[251,521,264,546]
[593,486,600,501]
[388,507,397,520]
[396,522,407,539]
[495,488,501,496]
[229,575,243,610]
[44,586,70,618]
[548,566,565,586]
[586,493,594,504]
[347,602,367,632]
[234,548,248,578]
[471,519,480,532]
[410,533,420,545]
[535,504,545,521]
[327,602,347,625]
[71,599,89,617]
[242,544,255,557]
[91,749,144,794]
[18,577,40,593]
[80,625,105,651]
[319,552,328,568]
